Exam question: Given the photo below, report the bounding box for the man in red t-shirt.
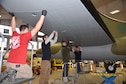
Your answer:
[6,10,47,78]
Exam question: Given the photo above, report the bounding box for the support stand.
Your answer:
[62,62,68,83]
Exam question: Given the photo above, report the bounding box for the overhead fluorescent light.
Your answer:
[110,10,120,14]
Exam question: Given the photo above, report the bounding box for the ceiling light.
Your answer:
[0,15,1,18]
[110,10,120,14]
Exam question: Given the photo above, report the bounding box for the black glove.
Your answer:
[9,12,15,16]
[42,10,47,16]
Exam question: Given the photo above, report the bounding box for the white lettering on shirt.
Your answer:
[11,36,20,49]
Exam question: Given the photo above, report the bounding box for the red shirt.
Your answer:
[8,31,32,64]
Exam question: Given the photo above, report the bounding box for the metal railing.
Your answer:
[28,42,34,84]
[0,33,4,74]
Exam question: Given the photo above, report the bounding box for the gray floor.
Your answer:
[24,67,126,84]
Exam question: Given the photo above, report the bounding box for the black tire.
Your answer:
[105,62,116,73]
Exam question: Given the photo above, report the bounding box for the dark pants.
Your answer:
[76,60,81,73]
[63,62,69,77]
[76,62,81,73]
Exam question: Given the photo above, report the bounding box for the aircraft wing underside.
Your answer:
[0,0,113,46]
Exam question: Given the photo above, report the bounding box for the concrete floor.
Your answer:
[24,67,126,84]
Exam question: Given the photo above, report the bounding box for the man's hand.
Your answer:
[42,10,47,16]
[53,30,58,35]
[55,31,58,35]
[9,12,15,17]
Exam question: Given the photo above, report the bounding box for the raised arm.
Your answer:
[9,13,16,32]
[50,31,58,45]
[45,31,55,45]
[79,46,82,51]
[72,47,75,52]
[31,10,47,37]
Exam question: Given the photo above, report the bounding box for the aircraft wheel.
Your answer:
[105,62,116,73]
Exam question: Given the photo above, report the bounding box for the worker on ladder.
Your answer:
[0,10,47,83]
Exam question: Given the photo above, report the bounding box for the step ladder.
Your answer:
[0,33,35,84]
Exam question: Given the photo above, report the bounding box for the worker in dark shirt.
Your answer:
[72,45,82,74]
[39,30,58,84]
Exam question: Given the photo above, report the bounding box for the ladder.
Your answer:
[0,33,35,84]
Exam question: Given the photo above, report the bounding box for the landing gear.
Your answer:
[105,61,117,73]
